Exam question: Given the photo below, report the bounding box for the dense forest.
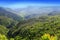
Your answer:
[0,7,60,40]
[0,15,60,40]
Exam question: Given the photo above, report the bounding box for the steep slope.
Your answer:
[0,7,23,21]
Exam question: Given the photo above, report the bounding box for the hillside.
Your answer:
[7,15,60,40]
[0,16,18,28]
[0,7,60,40]
[0,7,23,21]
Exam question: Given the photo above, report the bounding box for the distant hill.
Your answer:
[48,11,60,16]
[1,6,60,20]
[0,7,23,21]
[15,6,60,19]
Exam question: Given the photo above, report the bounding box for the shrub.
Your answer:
[41,33,57,40]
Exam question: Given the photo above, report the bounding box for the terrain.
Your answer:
[0,6,60,40]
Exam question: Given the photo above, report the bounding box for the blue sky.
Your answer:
[0,0,60,8]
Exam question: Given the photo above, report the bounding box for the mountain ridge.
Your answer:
[0,7,23,21]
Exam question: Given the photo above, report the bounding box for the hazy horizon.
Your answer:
[0,0,60,9]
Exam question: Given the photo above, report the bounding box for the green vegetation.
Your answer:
[0,34,8,40]
[41,33,57,40]
[0,25,8,35]
[0,15,60,40]
[0,16,18,27]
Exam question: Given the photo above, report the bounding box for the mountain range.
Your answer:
[0,7,22,21]
[15,6,60,19]
[0,6,60,20]
[0,6,60,40]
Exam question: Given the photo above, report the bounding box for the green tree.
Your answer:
[0,34,8,40]
[10,38,14,40]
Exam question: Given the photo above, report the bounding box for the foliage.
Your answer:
[10,15,60,40]
[15,36,22,40]
[0,25,8,35]
[10,38,14,40]
[0,34,8,40]
[41,33,57,40]
[0,16,18,28]
[0,15,60,40]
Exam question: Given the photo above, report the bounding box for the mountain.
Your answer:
[0,6,60,20]
[0,7,24,28]
[48,11,60,16]
[0,6,60,40]
[0,7,23,21]
[15,6,60,19]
